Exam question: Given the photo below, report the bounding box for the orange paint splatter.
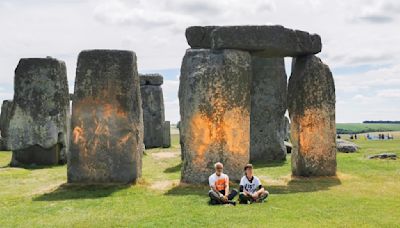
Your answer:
[189,105,250,165]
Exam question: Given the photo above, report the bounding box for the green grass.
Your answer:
[0,133,399,227]
[336,123,400,134]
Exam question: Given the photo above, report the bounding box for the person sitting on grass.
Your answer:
[239,164,269,204]
[208,162,237,206]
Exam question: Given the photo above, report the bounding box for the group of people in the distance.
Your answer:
[208,162,269,206]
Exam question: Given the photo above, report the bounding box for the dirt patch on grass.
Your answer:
[150,180,179,191]
[151,151,180,160]
[30,181,64,196]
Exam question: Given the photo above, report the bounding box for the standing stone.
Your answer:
[7,58,69,166]
[288,55,336,176]
[250,57,287,162]
[162,121,171,148]
[68,50,143,184]
[283,116,290,141]
[0,100,13,150]
[140,74,165,148]
[179,49,251,183]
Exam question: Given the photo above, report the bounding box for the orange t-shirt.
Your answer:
[209,173,228,191]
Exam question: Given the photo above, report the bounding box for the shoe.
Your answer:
[228,201,236,206]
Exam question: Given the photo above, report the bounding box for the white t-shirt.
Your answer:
[240,176,262,194]
[209,173,229,192]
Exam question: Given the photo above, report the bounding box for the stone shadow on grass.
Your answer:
[164,163,182,173]
[164,183,209,196]
[252,160,287,168]
[165,176,341,196]
[267,176,342,194]
[33,183,130,201]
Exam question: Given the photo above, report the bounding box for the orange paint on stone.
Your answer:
[190,113,212,163]
[223,107,249,155]
[297,108,329,157]
[190,104,249,164]
[72,97,132,156]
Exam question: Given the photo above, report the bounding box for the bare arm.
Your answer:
[224,177,229,197]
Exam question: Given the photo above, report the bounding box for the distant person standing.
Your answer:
[354,134,357,140]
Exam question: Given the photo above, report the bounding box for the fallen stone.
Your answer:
[163,121,171,148]
[250,57,287,162]
[185,26,219,48]
[179,48,251,183]
[368,153,397,160]
[68,49,143,184]
[288,55,336,177]
[7,58,70,165]
[336,139,359,153]
[140,74,165,148]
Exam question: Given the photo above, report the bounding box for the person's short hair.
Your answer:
[244,164,253,171]
[214,162,223,169]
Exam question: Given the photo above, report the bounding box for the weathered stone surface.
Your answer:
[336,139,359,153]
[288,55,336,176]
[185,25,320,57]
[140,74,165,148]
[139,73,163,86]
[68,49,143,184]
[162,121,171,148]
[179,49,251,183]
[0,100,13,150]
[185,26,219,48]
[250,57,287,162]
[7,58,70,165]
[10,144,60,166]
[283,116,290,141]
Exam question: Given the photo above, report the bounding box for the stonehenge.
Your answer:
[181,25,336,178]
[179,49,251,183]
[0,24,336,184]
[68,50,143,184]
[140,73,168,148]
[6,58,70,166]
[288,55,336,176]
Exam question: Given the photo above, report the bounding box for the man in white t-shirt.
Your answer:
[208,162,238,206]
[239,164,269,204]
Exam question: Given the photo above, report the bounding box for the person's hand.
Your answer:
[222,195,228,202]
[251,193,258,200]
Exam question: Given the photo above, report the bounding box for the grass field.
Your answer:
[336,123,400,134]
[0,134,399,227]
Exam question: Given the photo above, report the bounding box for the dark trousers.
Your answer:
[208,189,238,204]
[239,191,269,204]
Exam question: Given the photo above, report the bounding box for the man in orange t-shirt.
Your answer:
[208,162,238,206]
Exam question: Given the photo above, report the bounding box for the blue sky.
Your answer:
[1,0,399,124]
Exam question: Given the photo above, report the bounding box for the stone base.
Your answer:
[10,144,61,166]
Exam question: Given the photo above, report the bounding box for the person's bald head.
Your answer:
[214,162,223,175]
